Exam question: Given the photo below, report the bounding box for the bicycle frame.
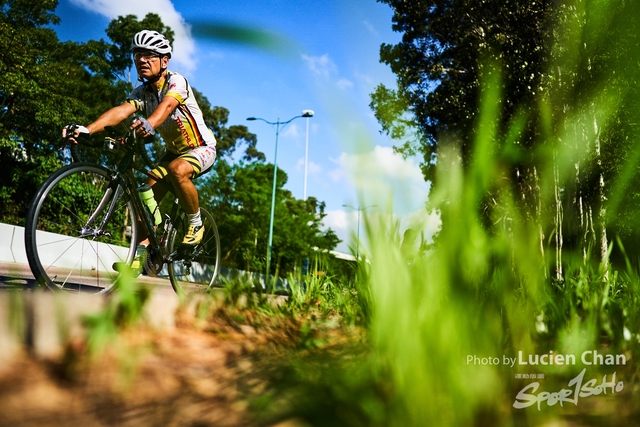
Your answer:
[85,131,175,259]
[26,125,220,293]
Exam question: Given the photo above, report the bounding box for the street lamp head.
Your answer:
[246,117,256,121]
[302,109,314,118]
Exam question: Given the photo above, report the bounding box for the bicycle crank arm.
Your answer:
[165,245,199,262]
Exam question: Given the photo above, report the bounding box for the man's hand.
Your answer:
[131,117,156,138]
[62,124,90,144]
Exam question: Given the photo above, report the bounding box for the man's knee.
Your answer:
[168,159,194,181]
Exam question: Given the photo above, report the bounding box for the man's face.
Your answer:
[133,50,169,79]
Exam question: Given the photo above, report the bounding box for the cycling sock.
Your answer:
[187,209,202,227]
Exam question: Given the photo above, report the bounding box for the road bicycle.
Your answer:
[24,123,221,294]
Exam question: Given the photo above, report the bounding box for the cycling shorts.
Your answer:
[149,146,217,181]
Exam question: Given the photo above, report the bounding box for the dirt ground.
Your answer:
[4,293,636,427]
[0,306,316,427]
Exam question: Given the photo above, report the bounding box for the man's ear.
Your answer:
[161,56,170,68]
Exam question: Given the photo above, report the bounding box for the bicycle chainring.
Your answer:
[144,249,164,276]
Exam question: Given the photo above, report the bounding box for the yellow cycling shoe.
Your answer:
[182,224,204,245]
[112,245,147,277]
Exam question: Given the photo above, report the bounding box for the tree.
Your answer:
[0,0,129,223]
[0,3,340,276]
[193,93,339,276]
[198,159,339,276]
[372,0,552,183]
[372,0,640,277]
[193,90,264,161]
[104,13,174,83]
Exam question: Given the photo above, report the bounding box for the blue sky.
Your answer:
[53,0,438,253]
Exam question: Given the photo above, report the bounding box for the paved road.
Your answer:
[0,262,177,295]
[0,263,38,289]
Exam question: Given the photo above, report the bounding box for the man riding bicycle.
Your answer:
[64,30,217,273]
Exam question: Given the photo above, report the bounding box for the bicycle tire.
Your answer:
[25,163,138,293]
[166,207,221,294]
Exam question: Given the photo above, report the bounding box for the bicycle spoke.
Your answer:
[25,163,137,293]
[167,208,220,294]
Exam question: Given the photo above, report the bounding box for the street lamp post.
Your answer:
[342,204,377,259]
[247,110,314,287]
[303,111,312,200]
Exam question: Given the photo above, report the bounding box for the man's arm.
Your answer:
[129,95,179,137]
[63,102,137,142]
[87,103,137,134]
[145,96,180,129]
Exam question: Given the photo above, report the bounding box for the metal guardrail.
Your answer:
[0,222,290,291]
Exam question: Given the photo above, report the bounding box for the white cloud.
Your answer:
[281,123,301,139]
[337,78,354,89]
[302,53,353,90]
[401,209,442,243]
[327,155,347,183]
[296,158,322,175]
[363,20,380,38]
[336,145,425,183]
[323,146,441,252]
[324,206,441,255]
[328,167,346,184]
[322,146,434,253]
[322,209,351,253]
[302,53,337,79]
[330,145,430,212]
[323,209,348,231]
[69,0,196,74]
[354,71,375,87]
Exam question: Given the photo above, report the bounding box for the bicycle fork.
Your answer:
[79,180,125,239]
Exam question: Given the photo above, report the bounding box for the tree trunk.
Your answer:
[553,151,563,281]
[574,163,597,265]
[594,116,609,278]
[532,166,547,279]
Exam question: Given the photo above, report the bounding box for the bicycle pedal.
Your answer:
[166,244,198,263]
[166,249,187,262]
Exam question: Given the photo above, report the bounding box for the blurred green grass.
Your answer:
[246,2,640,425]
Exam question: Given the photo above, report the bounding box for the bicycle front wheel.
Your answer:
[25,163,138,293]
[167,207,220,294]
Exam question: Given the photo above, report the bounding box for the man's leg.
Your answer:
[167,158,204,245]
[137,175,167,245]
[120,177,169,276]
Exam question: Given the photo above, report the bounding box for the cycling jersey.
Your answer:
[127,71,216,154]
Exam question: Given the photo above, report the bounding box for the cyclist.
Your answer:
[64,30,217,272]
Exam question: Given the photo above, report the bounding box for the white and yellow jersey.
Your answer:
[127,71,216,154]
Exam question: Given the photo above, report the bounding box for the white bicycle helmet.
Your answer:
[131,30,172,57]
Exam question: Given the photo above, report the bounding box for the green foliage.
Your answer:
[105,13,174,81]
[0,3,339,275]
[253,3,640,424]
[83,271,151,356]
[199,159,340,276]
[0,0,130,224]
[285,271,366,328]
[253,348,392,427]
[273,72,640,423]
[375,0,640,274]
[193,89,264,161]
[190,21,300,61]
[373,0,551,183]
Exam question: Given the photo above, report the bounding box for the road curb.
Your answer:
[0,289,184,360]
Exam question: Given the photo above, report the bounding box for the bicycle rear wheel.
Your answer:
[166,207,220,294]
[25,163,137,293]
